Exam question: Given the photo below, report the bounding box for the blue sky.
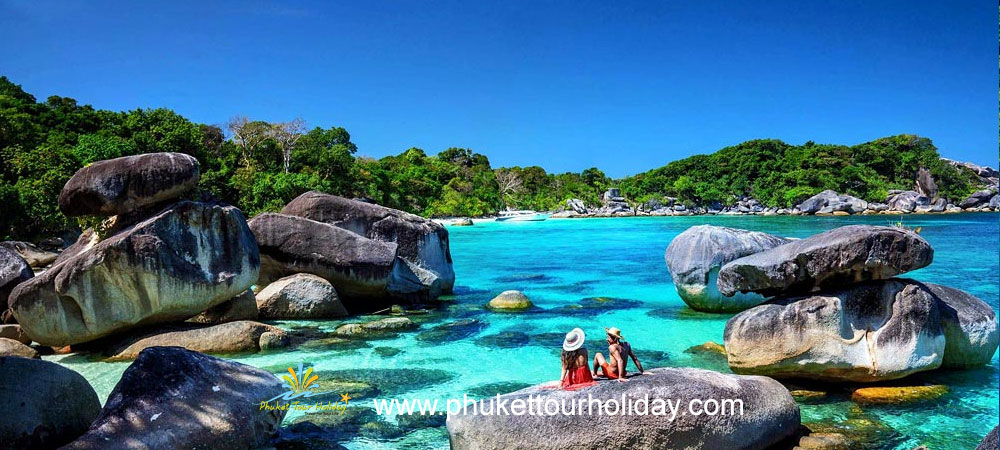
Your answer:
[1,1,996,177]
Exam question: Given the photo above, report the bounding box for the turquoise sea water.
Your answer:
[51,214,999,449]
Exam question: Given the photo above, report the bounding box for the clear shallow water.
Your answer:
[51,214,999,449]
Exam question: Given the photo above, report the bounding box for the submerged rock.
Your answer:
[446,367,800,450]
[320,368,454,397]
[58,152,200,217]
[106,321,288,360]
[474,331,531,348]
[0,357,100,449]
[334,317,416,337]
[186,290,258,324]
[250,213,399,306]
[63,347,285,450]
[684,341,727,357]
[282,191,455,299]
[665,225,789,312]
[724,279,946,382]
[488,290,533,311]
[718,225,932,298]
[850,385,948,404]
[256,273,348,319]
[10,201,259,346]
[416,318,486,344]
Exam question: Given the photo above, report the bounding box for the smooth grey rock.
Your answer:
[256,273,347,319]
[63,347,286,450]
[0,245,32,313]
[991,195,999,210]
[281,191,454,300]
[104,321,288,360]
[334,317,416,337]
[666,226,790,312]
[250,213,400,306]
[58,152,200,217]
[10,201,259,346]
[725,279,946,382]
[718,225,933,297]
[926,283,999,368]
[0,241,58,267]
[446,367,800,450]
[0,356,100,449]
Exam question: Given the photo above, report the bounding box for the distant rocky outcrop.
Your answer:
[0,356,100,449]
[446,368,801,450]
[63,347,286,450]
[665,226,790,312]
[721,225,997,382]
[104,321,288,360]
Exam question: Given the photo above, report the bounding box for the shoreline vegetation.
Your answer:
[2,75,997,243]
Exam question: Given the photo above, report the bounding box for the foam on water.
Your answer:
[50,214,999,449]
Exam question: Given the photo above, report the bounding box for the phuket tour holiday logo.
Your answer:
[261,363,352,413]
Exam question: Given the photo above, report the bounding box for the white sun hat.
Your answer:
[563,327,586,352]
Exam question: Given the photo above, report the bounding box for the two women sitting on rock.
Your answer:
[560,326,643,389]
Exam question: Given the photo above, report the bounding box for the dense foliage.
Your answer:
[0,77,609,239]
[0,76,986,240]
[618,137,982,208]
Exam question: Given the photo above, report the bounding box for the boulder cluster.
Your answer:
[251,190,454,308]
[0,153,454,356]
[690,225,1000,382]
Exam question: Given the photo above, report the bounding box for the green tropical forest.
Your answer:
[0,75,982,240]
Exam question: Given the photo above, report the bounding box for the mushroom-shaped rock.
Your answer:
[718,225,932,298]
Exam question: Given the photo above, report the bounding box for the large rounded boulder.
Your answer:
[718,225,933,298]
[665,225,789,312]
[282,191,455,299]
[256,273,348,319]
[58,152,200,217]
[0,356,101,449]
[926,283,999,367]
[249,213,400,306]
[724,279,946,382]
[62,346,286,450]
[10,201,260,346]
[446,367,800,450]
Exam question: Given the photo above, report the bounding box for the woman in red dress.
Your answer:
[560,327,596,390]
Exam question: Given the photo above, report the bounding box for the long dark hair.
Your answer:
[561,348,585,368]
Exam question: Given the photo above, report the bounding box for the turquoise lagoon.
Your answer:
[51,214,999,449]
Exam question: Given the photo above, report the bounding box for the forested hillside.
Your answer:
[0,75,988,240]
